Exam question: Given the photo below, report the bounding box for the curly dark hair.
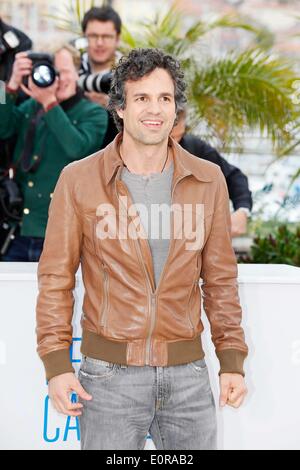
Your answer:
[108,48,187,132]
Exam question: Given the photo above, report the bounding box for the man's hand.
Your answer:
[85,91,109,108]
[20,76,59,110]
[231,209,248,237]
[48,372,92,417]
[7,51,33,91]
[219,373,248,408]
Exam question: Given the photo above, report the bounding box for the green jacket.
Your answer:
[0,90,108,237]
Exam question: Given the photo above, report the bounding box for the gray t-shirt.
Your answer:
[121,161,174,288]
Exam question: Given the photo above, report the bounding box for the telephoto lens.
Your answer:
[77,71,112,94]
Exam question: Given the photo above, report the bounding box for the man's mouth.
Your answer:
[141,120,163,129]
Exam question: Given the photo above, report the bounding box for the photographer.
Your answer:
[0,16,32,83]
[0,17,33,170]
[0,44,108,262]
[79,6,122,146]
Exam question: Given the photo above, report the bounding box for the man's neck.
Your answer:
[119,135,173,175]
[90,58,113,74]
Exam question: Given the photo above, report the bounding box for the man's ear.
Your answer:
[116,108,124,120]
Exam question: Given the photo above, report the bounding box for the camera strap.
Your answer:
[15,107,46,174]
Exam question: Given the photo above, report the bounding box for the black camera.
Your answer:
[0,170,23,224]
[0,169,23,256]
[0,30,20,57]
[25,52,59,88]
[78,71,112,95]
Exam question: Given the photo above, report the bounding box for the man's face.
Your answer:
[85,20,119,66]
[54,49,78,102]
[116,68,177,146]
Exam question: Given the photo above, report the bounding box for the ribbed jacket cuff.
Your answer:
[44,100,59,112]
[216,349,248,377]
[5,85,18,94]
[41,348,75,381]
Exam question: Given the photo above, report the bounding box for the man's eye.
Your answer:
[137,97,145,101]
[163,96,171,102]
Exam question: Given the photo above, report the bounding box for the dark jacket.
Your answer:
[0,18,32,82]
[0,19,33,169]
[179,134,252,211]
[0,88,108,238]
[79,52,119,147]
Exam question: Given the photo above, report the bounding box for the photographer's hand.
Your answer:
[231,209,248,237]
[7,51,32,91]
[20,76,59,110]
[85,91,109,108]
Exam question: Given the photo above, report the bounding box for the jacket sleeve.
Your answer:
[199,140,253,211]
[0,91,25,139]
[200,167,248,376]
[35,166,82,381]
[217,159,253,212]
[43,103,108,159]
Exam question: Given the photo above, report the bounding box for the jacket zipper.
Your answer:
[144,176,188,363]
[115,178,155,344]
[100,262,109,328]
[194,251,200,290]
[187,251,201,330]
[145,293,156,364]
[93,221,110,329]
[117,174,187,365]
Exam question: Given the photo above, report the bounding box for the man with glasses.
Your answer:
[80,6,123,146]
[0,44,108,262]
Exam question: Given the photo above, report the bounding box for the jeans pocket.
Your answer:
[188,358,207,374]
[79,355,117,380]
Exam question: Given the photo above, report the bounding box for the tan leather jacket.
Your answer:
[36,133,248,381]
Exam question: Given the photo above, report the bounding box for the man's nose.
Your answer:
[146,100,162,114]
[96,37,105,45]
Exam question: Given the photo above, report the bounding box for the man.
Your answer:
[171,109,252,237]
[79,5,122,146]
[36,48,248,450]
[0,16,32,83]
[0,17,32,169]
[0,44,108,261]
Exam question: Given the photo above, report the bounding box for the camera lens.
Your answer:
[31,63,56,87]
[77,71,112,94]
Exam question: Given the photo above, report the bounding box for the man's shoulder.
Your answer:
[177,140,222,183]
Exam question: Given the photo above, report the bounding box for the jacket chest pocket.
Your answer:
[100,262,110,329]
[92,218,111,330]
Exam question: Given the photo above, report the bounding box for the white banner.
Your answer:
[1,263,300,450]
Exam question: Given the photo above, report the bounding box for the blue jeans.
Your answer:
[78,355,217,450]
[1,232,44,262]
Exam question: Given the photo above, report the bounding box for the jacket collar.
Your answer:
[103,132,213,186]
[60,87,84,112]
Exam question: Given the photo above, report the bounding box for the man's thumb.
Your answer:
[73,380,92,400]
